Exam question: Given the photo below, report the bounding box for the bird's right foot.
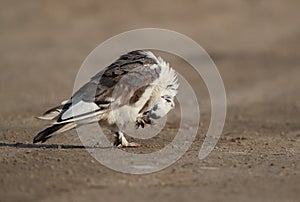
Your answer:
[114,131,141,148]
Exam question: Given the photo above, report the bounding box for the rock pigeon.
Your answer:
[33,50,179,147]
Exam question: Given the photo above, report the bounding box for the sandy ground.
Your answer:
[0,0,299,201]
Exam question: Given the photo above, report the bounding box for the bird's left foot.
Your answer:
[116,142,141,148]
[135,114,152,129]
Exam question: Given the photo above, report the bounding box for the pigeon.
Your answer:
[33,50,179,147]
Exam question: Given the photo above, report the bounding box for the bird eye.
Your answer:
[165,99,172,103]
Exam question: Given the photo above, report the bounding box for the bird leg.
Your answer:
[114,131,141,148]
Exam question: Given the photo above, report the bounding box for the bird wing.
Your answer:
[53,50,161,124]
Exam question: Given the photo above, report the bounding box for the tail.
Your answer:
[33,122,76,143]
[36,105,65,121]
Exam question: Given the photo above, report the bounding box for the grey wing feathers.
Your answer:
[54,50,160,123]
[34,50,163,143]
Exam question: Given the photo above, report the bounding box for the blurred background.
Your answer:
[0,0,299,202]
[1,0,299,114]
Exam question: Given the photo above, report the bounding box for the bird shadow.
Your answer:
[0,142,113,149]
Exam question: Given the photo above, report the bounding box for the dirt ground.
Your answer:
[0,0,299,202]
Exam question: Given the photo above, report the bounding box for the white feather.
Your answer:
[145,51,179,97]
[61,101,100,120]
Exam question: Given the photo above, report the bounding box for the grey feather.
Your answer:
[34,50,166,143]
[56,50,160,122]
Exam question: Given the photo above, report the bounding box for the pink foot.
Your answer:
[116,142,141,148]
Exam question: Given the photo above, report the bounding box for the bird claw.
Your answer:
[113,131,141,148]
[135,116,152,129]
[127,142,141,147]
[115,142,141,148]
